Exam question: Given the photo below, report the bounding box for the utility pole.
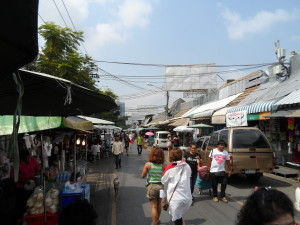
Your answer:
[165,91,169,119]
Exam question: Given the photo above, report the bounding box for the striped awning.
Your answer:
[227,100,276,114]
[274,89,300,106]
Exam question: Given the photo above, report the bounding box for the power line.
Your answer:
[93,59,275,68]
[52,0,68,27]
[98,67,149,91]
[61,0,89,56]
[38,13,46,24]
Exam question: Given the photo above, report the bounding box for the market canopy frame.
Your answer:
[0,70,117,116]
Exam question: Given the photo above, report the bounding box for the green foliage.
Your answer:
[28,22,97,91]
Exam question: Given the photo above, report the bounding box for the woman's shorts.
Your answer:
[146,183,163,200]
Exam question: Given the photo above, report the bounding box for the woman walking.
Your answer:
[162,148,192,225]
[141,147,167,225]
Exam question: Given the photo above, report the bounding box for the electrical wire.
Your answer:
[92,59,275,68]
[52,0,68,27]
[38,13,46,24]
[61,0,89,56]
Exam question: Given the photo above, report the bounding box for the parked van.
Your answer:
[153,131,171,150]
[199,127,276,181]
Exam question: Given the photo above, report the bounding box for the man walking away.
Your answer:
[137,133,144,155]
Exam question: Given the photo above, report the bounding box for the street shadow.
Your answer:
[228,174,292,189]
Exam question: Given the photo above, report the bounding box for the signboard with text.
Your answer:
[226,110,248,127]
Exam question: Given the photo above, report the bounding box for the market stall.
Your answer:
[0,116,94,225]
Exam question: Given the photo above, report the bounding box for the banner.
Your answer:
[226,110,248,127]
[165,64,217,91]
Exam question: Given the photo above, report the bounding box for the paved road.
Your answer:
[87,143,300,225]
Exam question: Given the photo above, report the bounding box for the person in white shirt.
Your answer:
[91,142,100,162]
[207,140,232,203]
[112,136,123,169]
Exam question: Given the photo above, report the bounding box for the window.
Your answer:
[219,130,229,146]
[232,129,270,148]
[209,133,218,148]
[159,133,169,139]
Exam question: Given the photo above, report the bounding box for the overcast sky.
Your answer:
[38,0,300,115]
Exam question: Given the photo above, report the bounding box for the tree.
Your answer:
[27,22,113,95]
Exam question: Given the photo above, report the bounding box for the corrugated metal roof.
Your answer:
[184,93,242,117]
[274,89,300,106]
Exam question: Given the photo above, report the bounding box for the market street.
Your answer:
[87,143,300,225]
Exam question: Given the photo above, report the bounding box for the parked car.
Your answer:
[153,131,170,150]
[199,127,276,181]
[196,136,210,151]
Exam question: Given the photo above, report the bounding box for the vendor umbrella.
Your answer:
[189,123,213,128]
[173,126,194,133]
[145,131,155,136]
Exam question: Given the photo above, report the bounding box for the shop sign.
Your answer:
[247,114,260,121]
[259,112,271,120]
[226,110,248,127]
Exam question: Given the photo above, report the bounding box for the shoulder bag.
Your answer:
[163,166,184,211]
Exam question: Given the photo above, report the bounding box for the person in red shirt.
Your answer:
[15,149,41,224]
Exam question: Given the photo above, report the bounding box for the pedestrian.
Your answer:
[150,135,155,146]
[137,133,144,155]
[91,141,99,162]
[161,148,192,225]
[141,147,167,225]
[207,140,232,203]
[183,144,201,199]
[15,149,41,225]
[167,135,172,151]
[173,135,180,147]
[58,199,98,225]
[236,187,300,225]
[124,134,130,156]
[112,136,123,169]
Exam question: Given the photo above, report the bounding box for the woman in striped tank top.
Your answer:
[142,147,167,225]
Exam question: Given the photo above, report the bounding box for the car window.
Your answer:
[219,130,229,145]
[196,138,204,148]
[203,137,209,150]
[159,133,169,138]
[208,133,218,148]
[232,129,270,148]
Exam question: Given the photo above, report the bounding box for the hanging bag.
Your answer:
[163,166,184,211]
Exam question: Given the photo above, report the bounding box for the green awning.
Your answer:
[0,116,93,135]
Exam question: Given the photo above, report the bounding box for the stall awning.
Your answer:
[0,116,93,135]
[184,93,242,118]
[227,100,276,114]
[191,109,214,119]
[265,109,300,118]
[274,89,300,106]
[77,116,114,125]
[168,117,190,127]
[211,107,233,124]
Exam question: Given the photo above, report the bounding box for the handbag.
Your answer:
[163,167,184,211]
[198,166,208,179]
[142,143,148,149]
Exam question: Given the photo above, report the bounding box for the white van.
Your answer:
[153,131,171,149]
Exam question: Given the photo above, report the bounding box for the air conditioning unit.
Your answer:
[273,65,282,75]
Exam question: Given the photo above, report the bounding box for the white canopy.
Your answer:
[173,126,194,133]
[78,116,114,125]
